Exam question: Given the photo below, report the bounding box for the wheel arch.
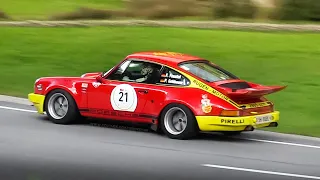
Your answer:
[43,86,79,112]
[157,101,199,131]
[160,100,197,116]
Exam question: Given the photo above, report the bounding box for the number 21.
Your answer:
[119,91,128,102]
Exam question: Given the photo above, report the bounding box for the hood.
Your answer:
[81,72,102,78]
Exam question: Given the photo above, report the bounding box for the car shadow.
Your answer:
[35,115,257,143]
[195,132,254,143]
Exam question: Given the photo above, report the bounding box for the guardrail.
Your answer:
[1,20,320,32]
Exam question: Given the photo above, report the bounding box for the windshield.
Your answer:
[102,67,114,77]
[179,61,237,82]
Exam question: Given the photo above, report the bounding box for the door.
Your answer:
[86,58,163,123]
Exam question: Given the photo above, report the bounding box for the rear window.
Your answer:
[179,61,237,82]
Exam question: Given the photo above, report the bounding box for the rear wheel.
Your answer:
[160,104,198,140]
[45,89,80,124]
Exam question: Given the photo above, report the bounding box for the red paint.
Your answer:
[33,51,286,124]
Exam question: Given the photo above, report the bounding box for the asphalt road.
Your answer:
[0,101,320,180]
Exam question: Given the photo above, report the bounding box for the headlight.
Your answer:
[36,84,43,91]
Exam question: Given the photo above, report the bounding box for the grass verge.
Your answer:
[0,27,319,137]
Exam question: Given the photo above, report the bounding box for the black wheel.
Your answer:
[44,89,80,124]
[160,104,198,140]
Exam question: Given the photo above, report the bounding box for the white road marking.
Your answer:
[0,104,319,150]
[0,105,37,113]
[242,138,320,149]
[202,164,320,179]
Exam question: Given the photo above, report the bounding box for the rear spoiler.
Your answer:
[216,85,287,100]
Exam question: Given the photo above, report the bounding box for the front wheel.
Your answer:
[160,104,198,140]
[45,89,80,124]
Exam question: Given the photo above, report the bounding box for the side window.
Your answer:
[106,59,162,84]
[159,67,190,86]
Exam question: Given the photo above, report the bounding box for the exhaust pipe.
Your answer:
[244,125,254,131]
[268,122,278,127]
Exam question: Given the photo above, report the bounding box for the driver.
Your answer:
[135,64,154,82]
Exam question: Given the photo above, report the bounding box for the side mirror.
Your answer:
[96,75,103,83]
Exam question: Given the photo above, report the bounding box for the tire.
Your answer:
[160,103,198,140]
[44,89,80,124]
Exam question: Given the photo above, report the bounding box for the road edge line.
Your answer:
[1,94,319,141]
[0,95,31,106]
[201,164,320,179]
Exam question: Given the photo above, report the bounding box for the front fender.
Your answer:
[44,82,88,110]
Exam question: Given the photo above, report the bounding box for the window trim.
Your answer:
[102,59,131,79]
[104,58,164,85]
[103,58,191,87]
[178,60,239,82]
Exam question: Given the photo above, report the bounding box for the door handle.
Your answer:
[138,89,148,94]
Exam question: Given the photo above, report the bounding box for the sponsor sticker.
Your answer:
[153,52,183,56]
[92,82,101,88]
[81,83,88,88]
[201,94,212,113]
[220,119,245,124]
[160,70,187,85]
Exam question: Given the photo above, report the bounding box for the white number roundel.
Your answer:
[110,84,137,112]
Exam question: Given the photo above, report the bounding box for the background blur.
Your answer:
[0,0,319,138]
[1,0,319,21]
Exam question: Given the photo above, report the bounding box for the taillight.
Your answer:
[220,110,243,117]
[271,104,275,111]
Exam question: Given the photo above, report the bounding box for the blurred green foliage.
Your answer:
[273,0,320,21]
[0,10,10,19]
[0,27,319,136]
[0,0,319,22]
[212,0,258,19]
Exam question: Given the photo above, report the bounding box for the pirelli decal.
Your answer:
[221,118,245,124]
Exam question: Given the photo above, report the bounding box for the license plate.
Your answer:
[256,114,273,124]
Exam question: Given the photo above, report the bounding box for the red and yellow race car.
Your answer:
[28,51,286,139]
